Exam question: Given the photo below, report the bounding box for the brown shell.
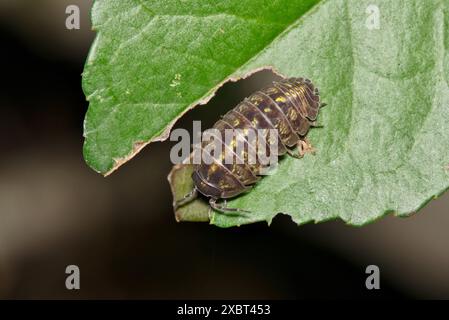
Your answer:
[193,77,321,199]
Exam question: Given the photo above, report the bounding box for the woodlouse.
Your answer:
[175,77,324,214]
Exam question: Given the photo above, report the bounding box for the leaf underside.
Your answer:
[84,0,449,227]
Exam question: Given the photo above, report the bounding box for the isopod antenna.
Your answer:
[209,198,250,216]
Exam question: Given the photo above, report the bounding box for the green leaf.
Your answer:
[168,164,211,223]
[82,0,320,174]
[85,0,449,227]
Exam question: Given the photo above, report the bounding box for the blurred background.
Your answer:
[0,0,448,299]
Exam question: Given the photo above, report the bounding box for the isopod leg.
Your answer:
[298,138,316,157]
[209,198,251,216]
[287,138,316,158]
[310,121,324,128]
[174,187,198,210]
[286,147,302,158]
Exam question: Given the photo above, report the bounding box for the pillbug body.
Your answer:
[176,77,324,214]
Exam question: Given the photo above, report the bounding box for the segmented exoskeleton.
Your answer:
[175,77,324,214]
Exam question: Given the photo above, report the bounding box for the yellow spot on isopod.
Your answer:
[276,96,286,103]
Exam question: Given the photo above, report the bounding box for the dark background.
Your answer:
[0,0,448,299]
